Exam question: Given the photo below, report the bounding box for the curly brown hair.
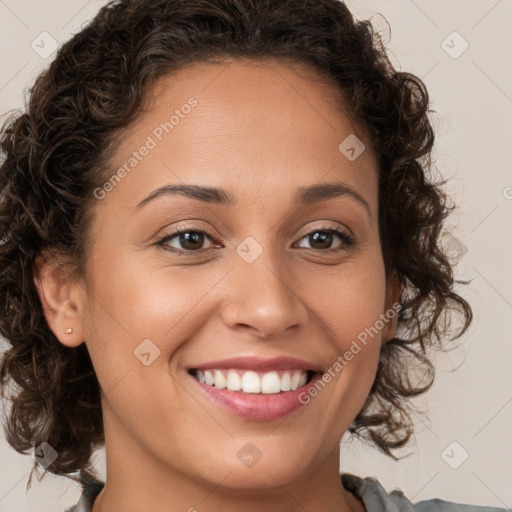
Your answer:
[0,0,472,487]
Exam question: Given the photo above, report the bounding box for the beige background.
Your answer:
[0,1,511,511]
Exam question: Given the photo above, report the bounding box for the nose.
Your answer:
[220,245,309,339]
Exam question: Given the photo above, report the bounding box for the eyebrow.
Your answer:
[135,181,372,219]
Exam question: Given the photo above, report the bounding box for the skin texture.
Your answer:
[35,59,400,512]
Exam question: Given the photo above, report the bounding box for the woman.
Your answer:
[0,1,505,511]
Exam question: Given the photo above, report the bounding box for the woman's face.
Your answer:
[64,59,398,491]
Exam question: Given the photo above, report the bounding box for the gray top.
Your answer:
[66,472,508,512]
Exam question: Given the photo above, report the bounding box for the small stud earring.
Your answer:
[65,328,73,334]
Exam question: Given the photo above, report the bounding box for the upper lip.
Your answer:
[188,356,323,373]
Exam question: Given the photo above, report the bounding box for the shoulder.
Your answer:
[341,473,508,512]
[414,498,507,512]
[413,498,508,512]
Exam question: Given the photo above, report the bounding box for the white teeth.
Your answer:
[281,371,291,392]
[193,368,310,394]
[290,372,302,391]
[204,370,214,385]
[226,370,242,391]
[213,370,226,389]
[260,371,281,394]
[242,371,260,393]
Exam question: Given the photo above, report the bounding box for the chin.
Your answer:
[191,444,315,491]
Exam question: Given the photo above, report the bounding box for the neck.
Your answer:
[91,445,364,512]
[91,407,365,512]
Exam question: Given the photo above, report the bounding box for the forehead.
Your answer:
[100,58,379,218]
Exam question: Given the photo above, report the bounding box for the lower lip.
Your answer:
[188,372,323,420]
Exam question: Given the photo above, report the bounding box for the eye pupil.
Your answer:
[180,231,204,250]
[309,231,332,249]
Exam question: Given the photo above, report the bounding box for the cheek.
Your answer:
[301,256,386,395]
[82,247,228,374]
[304,256,387,343]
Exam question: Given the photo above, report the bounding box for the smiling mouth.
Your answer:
[188,368,318,394]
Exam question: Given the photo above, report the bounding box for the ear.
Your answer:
[381,271,402,344]
[33,249,87,348]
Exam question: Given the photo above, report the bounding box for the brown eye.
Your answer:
[177,231,206,251]
[157,228,218,253]
[296,228,355,251]
[308,231,334,250]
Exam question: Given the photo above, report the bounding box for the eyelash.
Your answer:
[155,224,356,256]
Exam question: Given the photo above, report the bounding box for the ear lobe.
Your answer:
[33,251,86,348]
[381,271,402,344]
